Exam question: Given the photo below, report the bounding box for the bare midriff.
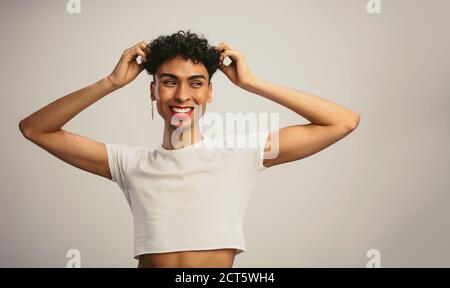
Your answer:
[137,248,237,268]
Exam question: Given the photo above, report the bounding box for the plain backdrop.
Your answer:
[1,0,449,267]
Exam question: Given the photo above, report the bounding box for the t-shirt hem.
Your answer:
[134,245,246,260]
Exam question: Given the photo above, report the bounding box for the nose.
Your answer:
[174,82,191,103]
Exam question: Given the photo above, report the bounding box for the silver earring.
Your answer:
[151,100,155,120]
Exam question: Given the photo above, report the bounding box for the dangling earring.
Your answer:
[151,100,155,120]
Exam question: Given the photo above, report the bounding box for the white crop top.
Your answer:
[105,131,269,259]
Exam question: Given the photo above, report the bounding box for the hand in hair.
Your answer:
[215,42,255,89]
[107,41,151,88]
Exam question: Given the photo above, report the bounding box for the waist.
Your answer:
[137,248,237,268]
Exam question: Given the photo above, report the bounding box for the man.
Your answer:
[19,30,360,268]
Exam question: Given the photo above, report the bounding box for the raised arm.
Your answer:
[215,42,360,169]
[18,41,150,179]
[242,76,360,168]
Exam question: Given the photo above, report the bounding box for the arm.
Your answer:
[215,42,360,168]
[242,76,360,168]
[19,41,150,179]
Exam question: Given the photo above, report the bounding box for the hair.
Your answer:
[144,29,222,83]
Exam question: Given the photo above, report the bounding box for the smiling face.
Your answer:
[150,55,212,131]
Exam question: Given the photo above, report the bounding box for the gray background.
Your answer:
[1,0,449,267]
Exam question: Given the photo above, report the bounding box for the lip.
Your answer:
[169,105,194,108]
[169,105,195,118]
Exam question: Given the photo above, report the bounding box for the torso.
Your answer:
[137,248,237,268]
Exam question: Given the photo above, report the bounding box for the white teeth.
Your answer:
[172,107,193,113]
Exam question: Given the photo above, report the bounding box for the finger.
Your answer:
[138,41,150,53]
[135,40,149,50]
[219,49,239,64]
[214,45,226,57]
[214,45,226,52]
[123,41,149,57]
[139,42,151,60]
[214,46,228,64]
[135,48,148,62]
[216,45,238,63]
[123,47,146,63]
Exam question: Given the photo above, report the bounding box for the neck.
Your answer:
[162,123,203,150]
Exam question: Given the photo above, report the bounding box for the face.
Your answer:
[150,55,212,130]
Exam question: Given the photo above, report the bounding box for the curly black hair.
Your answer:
[144,30,222,83]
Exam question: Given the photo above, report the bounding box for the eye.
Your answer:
[164,80,176,86]
[191,82,203,87]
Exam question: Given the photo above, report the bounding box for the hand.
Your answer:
[215,42,255,88]
[107,41,150,88]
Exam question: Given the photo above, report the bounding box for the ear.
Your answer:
[150,81,156,101]
[207,82,213,103]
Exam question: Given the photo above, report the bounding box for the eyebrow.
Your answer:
[158,73,207,81]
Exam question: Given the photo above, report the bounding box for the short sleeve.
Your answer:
[233,130,270,175]
[105,143,132,191]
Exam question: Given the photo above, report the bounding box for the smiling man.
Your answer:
[150,58,211,149]
[19,30,360,268]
